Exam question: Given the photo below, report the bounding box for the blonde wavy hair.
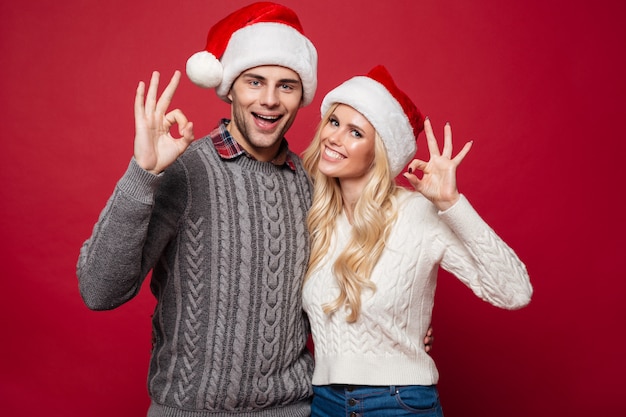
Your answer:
[302,103,403,322]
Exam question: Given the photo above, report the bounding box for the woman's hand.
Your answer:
[403,118,472,211]
[134,71,195,175]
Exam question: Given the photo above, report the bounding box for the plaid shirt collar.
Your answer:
[211,119,296,171]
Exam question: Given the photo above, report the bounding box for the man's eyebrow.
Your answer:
[278,78,301,85]
[242,73,301,85]
[242,73,266,81]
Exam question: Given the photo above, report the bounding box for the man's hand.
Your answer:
[424,326,434,353]
[134,71,195,175]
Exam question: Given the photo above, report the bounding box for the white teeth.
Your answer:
[256,114,279,121]
[324,147,344,160]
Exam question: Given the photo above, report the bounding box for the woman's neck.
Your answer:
[339,178,367,224]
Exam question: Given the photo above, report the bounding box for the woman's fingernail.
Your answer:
[408,168,413,174]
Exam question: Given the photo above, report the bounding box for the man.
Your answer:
[78,3,318,416]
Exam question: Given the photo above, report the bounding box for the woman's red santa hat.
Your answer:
[321,65,425,177]
[186,1,318,106]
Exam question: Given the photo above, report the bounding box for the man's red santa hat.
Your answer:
[186,2,318,106]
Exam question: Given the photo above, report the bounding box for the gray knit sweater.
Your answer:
[77,123,314,416]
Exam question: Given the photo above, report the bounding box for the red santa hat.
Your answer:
[321,65,425,176]
[186,2,318,106]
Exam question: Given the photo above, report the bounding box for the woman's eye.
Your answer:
[352,130,362,138]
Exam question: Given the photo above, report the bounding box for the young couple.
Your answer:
[77,2,532,416]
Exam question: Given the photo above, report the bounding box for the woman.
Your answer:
[301,65,532,416]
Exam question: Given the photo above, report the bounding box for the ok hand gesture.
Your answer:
[134,71,195,175]
[403,118,472,211]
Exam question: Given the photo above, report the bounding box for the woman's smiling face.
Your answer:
[318,104,377,185]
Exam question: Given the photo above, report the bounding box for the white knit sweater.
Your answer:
[302,191,532,386]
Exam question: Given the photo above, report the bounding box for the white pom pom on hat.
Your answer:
[186,2,318,106]
[186,51,223,88]
[321,65,425,177]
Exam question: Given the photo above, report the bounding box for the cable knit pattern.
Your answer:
[77,121,314,417]
[175,217,205,407]
[302,190,532,387]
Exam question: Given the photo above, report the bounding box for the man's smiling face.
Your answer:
[227,65,303,162]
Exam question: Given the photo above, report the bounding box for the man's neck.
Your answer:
[226,121,283,162]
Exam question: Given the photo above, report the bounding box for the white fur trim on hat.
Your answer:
[321,76,416,177]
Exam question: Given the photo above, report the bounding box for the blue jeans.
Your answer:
[312,384,444,417]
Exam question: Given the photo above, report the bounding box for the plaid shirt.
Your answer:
[211,119,296,171]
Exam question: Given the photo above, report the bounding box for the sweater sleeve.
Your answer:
[436,195,533,309]
[76,158,183,310]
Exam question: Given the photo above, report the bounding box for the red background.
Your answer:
[1,0,624,415]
